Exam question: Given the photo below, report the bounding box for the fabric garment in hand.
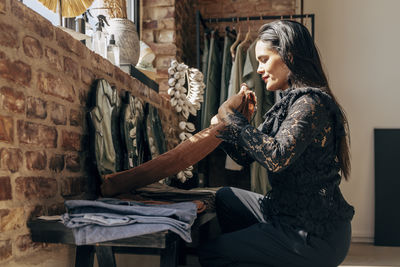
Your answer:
[242,40,275,195]
[198,187,351,267]
[61,198,197,245]
[120,92,146,170]
[218,87,354,238]
[201,30,222,129]
[89,79,122,175]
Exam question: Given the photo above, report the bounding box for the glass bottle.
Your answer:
[107,34,120,66]
[92,15,108,58]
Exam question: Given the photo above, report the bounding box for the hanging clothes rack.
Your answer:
[195,10,315,69]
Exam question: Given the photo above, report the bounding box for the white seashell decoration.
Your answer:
[168,59,206,183]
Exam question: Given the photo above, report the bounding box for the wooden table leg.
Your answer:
[95,246,116,267]
[75,245,94,267]
[160,240,178,267]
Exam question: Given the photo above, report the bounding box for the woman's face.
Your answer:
[255,40,290,91]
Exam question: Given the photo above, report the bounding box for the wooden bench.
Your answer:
[28,211,216,267]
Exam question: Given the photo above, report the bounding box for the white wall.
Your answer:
[302,0,400,241]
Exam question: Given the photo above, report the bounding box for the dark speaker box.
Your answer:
[374,128,400,246]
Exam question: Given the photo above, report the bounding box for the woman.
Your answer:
[198,20,354,267]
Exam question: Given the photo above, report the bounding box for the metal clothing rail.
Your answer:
[195,10,315,69]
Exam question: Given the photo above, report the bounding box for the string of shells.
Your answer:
[168,60,205,183]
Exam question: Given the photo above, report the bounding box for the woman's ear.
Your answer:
[288,53,294,63]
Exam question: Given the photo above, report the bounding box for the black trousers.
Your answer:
[198,187,351,267]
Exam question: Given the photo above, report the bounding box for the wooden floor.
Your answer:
[108,242,400,267]
[340,242,400,267]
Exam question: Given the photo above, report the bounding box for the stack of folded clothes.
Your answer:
[61,198,197,245]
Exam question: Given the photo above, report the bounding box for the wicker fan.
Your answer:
[38,0,94,18]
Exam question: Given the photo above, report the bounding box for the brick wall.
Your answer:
[142,0,177,95]
[175,0,197,68]
[197,0,297,40]
[0,0,179,265]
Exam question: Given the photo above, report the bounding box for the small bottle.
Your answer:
[92,15,108,58]
[107,34,120,66]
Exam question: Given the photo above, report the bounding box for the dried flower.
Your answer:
[103,0,127,19]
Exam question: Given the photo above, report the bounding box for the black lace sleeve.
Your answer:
[218,110,255,166]
[219,94,330,172]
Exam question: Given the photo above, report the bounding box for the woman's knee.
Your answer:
[216,187,234,204]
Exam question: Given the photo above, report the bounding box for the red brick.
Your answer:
[61,176,86,196]
[271,0,295,12]
[149,43,177,55]
[0,86,25,114]
[0,240,12,261]
[0,148,22,173]
[0,207,24,231]
[143,0,174,7]
[48,202,66,215]
[156,69,168,78]
[143,6,174,20]
[66,154,80,172]
[0,0,5,13]
[81,67,96,85]
[155,30,175,43]
[61,130,81,151]
[17,120,57,148]
[158,18,175,30]
[143,20,158,29]
[49,154,64,172]
[155,55,176,69]
[0,23,18,48]
[142,29,155,43]
[0,177,11,200]
[11,0,53,40]
[0,115,13,143]
[55,27,85,58]
[149,89,161,105]
[0,57,31,86]
[25,151,47,171]
[44,46,62,71]
[114,68,126,84]
[64,56,79,80]
[70,109,83,127]
[91,53,113,77]
[50,102,67,125]
[78,88,89,106]
[37,70,76,102]
[23,35,43,58]
[26,96,47,119]
[15,176,57,200]
[28,205,45,219]
[16,234,43,252]
[158,79,169,95]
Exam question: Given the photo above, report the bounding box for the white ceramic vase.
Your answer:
[106,18,140,66]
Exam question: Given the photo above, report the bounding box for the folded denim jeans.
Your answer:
[61,198,197,245]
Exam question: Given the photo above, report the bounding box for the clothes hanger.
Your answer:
[240,17,251,47]
[230,17,242,59]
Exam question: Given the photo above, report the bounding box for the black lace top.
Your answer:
[218,87,355,237]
